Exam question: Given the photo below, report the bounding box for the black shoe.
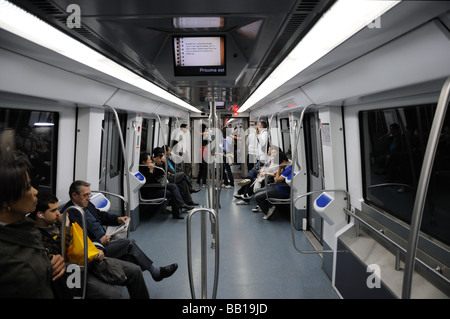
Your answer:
[187,201,199,206]
[153,263,178,282]
[191,188,201,193]
[173,213,184,219]
[180,204,194,210]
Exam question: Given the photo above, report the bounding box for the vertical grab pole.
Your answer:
[61,206,88,299]
[402,76,450,299]
[103,95,131,223]
[186,207,220,299]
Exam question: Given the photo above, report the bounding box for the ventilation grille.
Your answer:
[246,0,334,100]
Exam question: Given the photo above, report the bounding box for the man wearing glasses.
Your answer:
[62,180,178,283]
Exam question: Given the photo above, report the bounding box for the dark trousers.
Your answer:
[104,238,154,272]
[223,156,234,186]
[254,186,288,214]
[141,183,185,215]
[86,259,150,299]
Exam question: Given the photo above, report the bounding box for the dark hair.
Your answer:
[29,192,58,220]
[259,121,268,128]
[140,152,151,164]
[69,180,90,199]
[180,123,188,129]
[0,157,31,207]
[152,147,164,158]
[278,150,289,163]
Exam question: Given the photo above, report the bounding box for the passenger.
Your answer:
[222,127,235,189]
[246,127,259,171]
[0,157,65,298]
[171,123,192,178]
[30,192,150,299]
[256,120,269,167]
[234,146,279,205]
[157,146,200,205]
[254,151,293,220]
[197,139,209,187]
[139,152,193,219]
[62,180,179,281]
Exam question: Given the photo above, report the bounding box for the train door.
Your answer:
[99,110,127,215]
[305,112,325,242]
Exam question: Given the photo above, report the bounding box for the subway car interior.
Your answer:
[1,0,450,301]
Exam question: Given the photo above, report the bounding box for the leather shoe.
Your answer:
[173,214,184,219]
[187,201,199,206]
[181,204,194,210]
[191,188,201,193]
[153,263,178,282]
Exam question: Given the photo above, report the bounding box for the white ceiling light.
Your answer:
[173,17,224,28]
[0,0,201,113]
[238,0,400,113]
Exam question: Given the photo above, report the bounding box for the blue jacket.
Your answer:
[62,201,120,243]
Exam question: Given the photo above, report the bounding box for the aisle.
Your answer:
[129,184,339,299]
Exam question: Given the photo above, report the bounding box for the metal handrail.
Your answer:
[186,207,220,299]
[402,75,450,299]
[343,207,449,287]
[61,205,88,299]
[291,189,350,254]
[102,101,131,220]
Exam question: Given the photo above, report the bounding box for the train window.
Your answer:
[280,118,291,157]
[0,108,58,193]
[141,118,155,154]
[360,104,450,246]
[109,113,126,178]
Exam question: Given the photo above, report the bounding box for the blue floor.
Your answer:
[129,184,339,299]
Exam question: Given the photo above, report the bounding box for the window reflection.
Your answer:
[360,104,450,246]
[0,108,58,193]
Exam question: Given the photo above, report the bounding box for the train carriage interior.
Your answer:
[1,0,450,301]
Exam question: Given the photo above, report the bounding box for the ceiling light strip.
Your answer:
[238,0,400,113]
[0,0,200,113]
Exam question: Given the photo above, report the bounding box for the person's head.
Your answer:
[278,150,290,164]
[152,147,165,164]
[181,123,188,132]
[258,121,267,130]
[30,192,60,226]
[0,158,38,223]
[163,145,171,154]
[140,152,151,165]
[69,180,91,208]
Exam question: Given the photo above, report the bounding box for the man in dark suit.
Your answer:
[62,180,178,282]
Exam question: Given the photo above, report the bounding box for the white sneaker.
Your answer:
[263,206,276,220]
[225,185,233,189]
[236,200,249,205]
[238,179,251,186]
[252,206,261,212]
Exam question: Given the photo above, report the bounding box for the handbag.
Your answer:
[89,257,127,285]
[66,222,99,266]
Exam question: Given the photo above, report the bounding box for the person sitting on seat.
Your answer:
[0,157,65,298]
[139,152,194,219]
[62,180,179,281]
[154,146,199,206]
[254,151,293,220]
[31,192,150,299]
[234,146,279,205]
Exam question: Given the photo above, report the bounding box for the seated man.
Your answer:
[31,192,150,299]
[254,151,293,220]
[140,152,194,219]
[154,146,199,206]
[62,180,178,281]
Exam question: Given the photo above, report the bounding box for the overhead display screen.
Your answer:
[173,36,225,76]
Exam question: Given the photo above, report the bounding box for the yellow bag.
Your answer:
[66,222,99,266]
